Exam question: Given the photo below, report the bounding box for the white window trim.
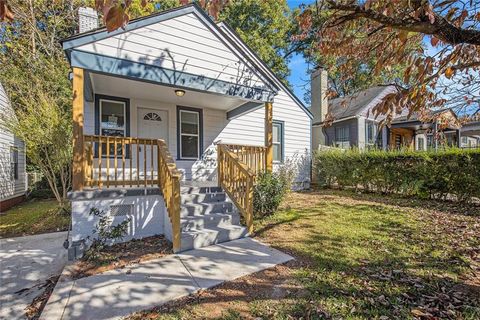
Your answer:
[365,120,377,147]
[272,121,284,163]
[179,109,200,160]
[99,98,127,136]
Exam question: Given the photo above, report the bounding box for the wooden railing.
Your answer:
[83,135,182,252]
[84,135,162,188]
[220,144,266,176]
[157,139,182,252]
[217,144,254,234]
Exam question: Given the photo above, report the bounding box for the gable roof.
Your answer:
[217,22,313,119]
[328,85,396,120]
[62,4,279,92]
[392,108,458,124]
[61,4,312,118]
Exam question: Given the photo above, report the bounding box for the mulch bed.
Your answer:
[70,235,172,280]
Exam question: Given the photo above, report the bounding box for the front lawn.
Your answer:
[0,199,70,238]
[131,190,480,319]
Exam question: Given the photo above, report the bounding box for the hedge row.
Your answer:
[313,148,480,202]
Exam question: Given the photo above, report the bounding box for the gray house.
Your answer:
[310,72,399,150]
[0,82,27,212]
[311,72,469,151]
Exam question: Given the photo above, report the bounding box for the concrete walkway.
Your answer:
[0,232,68,320]
[40,237,293,320]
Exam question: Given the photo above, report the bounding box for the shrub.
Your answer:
[253,171,288,218]
[84,207,131,261]
[313,148,480,202]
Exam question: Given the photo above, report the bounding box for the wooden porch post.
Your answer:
[265,102,273,172]
[72,68,85,191]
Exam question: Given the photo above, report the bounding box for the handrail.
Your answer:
[219,144,266,176]
[217,144,254,234]
[157,139,182,252]
[83,135,182,252]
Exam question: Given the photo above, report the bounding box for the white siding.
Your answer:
[86,87,311,186]
[0,82,27,203]
[77,13,268,90]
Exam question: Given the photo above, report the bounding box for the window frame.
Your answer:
[334,125,350,148]
[272,120,285,163]
[176,106,203,160]
[10,146,18,180]
[94,94,131,158]
[365,120,376,148]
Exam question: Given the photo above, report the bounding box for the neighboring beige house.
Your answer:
[0,82,27,212]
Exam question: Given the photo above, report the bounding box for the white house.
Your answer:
[63,4,312,256]
[0,82,27,212]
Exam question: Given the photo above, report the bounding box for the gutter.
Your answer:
[312,115,359,127]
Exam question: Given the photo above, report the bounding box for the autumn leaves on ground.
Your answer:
[130,190,480,320]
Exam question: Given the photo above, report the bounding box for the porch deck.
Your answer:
[73,132,272,252]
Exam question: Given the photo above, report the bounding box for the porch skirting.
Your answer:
[69,187,171,258]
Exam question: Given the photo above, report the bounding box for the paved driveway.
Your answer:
[0,232,68,320]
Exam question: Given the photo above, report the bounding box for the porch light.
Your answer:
[175,89,186,97]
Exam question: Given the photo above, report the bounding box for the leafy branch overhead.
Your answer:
[298,0,480,122]
[93,0,228,31]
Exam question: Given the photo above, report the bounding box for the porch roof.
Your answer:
[61,4,280,103]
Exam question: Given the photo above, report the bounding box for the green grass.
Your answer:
[130,190,480,320]
[0,199,70,238]
[252,191,480,319]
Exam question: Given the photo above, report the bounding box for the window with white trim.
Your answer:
[99,98,126,157]
[273,121,284,163]
[99,99,126,137]
[365,120,376,148]
[178,109,201,159]
[335,126,350,148]
[10,146,18,180]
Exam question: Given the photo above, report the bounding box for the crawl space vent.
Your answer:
[110,204,133,216]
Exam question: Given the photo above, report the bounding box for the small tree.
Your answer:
[0,0,77,206]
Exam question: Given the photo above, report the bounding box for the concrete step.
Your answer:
[181,186,223,194]
[181,192,227,204]
[180,212,241,231]
[180,202,235,217]
[179,225,249,251]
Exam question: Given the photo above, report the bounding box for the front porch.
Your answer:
[71,69,275,253]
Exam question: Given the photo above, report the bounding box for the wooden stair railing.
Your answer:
[217,144,254,234]
[83,135,182,252]
[220,144,267,176]
[157,139,182,252]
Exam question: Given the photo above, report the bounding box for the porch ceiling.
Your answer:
[90,73,247,111]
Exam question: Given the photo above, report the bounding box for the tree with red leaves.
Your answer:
[296,0,480,123]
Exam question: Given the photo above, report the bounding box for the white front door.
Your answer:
[136,108,169,181]
[137,108,169,141]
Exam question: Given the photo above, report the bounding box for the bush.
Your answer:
[313,148,480,202]
[253,171,288,218]
[84,207,131,261]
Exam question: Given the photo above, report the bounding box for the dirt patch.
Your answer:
[70,235,172,280]
[129,259,310,320]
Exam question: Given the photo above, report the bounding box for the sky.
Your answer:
[286,1,312,106]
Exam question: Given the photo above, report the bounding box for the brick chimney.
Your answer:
[311,67,328,149]
[78,7,98,33]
